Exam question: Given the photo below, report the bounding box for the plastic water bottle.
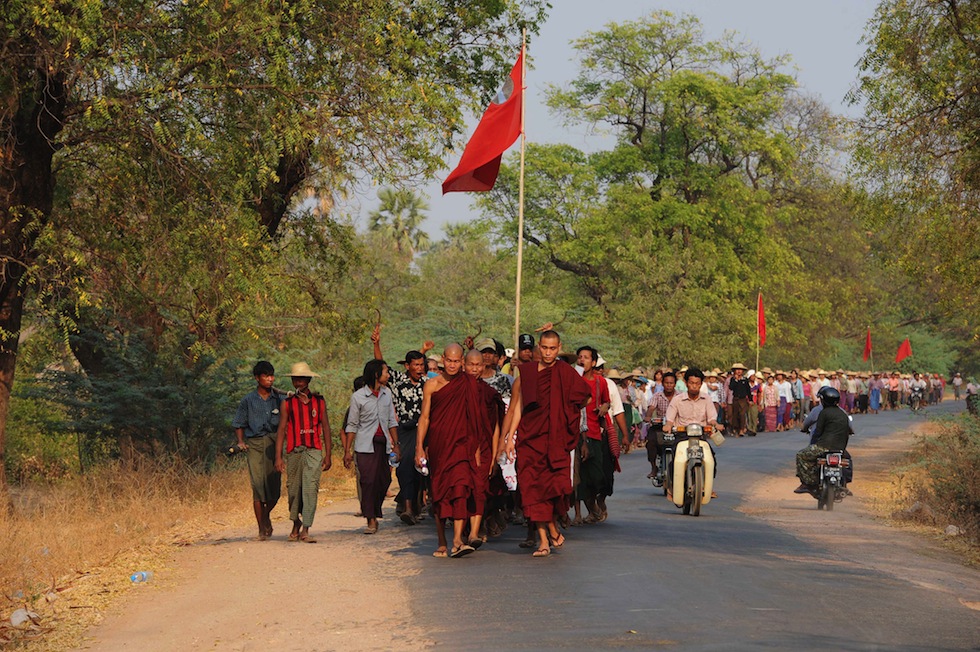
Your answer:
[130,571,153,583]
[388,451,399,468]
[415,457,429,476]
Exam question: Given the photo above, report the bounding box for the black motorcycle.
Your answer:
[809,450,851,511]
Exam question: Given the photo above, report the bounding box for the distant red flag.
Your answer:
[442,49,524,193]
[757,292,766,347]
[863,327,872,362]
[895,337,912,363]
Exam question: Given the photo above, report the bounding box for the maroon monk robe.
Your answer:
[427,373,482,520]
[472,381,504,515]
[516,360,591,522]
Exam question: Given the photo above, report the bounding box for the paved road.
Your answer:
[395,401,980,651]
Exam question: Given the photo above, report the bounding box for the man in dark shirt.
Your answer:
[794,390,853,492]
[728,363,753,436]
[372,326,432,524]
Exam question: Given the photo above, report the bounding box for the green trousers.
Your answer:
[286,446,323,527]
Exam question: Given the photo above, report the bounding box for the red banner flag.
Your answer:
[757,292,766,347]
[895,337,912,363]
[863,327,872,362]
[442,50,524,194]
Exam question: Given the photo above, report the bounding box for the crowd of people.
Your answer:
[230,326,965,558]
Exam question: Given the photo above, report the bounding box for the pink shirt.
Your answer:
[665,393,718,428]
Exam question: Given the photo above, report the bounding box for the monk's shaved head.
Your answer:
[465,349,483,363]
[444,343,464,358]
[442,343,464,377]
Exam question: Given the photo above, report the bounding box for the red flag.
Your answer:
[757,292,766,347]
[863,327,872,362]
[442,50,524,193]
[895,337,912,363]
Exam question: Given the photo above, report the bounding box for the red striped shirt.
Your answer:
[284,393,326,453]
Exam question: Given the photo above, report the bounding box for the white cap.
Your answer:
[504,348,514,358]
[748,369,756,377]
[596,355,607,368]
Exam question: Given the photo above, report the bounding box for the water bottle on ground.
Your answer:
[388,451,399,468]
[130,571,153,583]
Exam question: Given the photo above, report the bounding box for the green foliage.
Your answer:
[4,393,76,483]
[851,0,980,344]
[368,188,432,257]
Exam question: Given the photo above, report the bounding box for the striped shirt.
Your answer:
[283,393,326,453]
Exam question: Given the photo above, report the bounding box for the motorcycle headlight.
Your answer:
[687,424,703,438]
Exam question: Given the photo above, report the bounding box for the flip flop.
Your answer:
[299,534,317,543]
[468,538,483,550]
[518,538,537,549]
[549,533,565,549]
[287,532,300,542]
[532,547,551,558]
[432,548,448,558]
[450,544,475,558]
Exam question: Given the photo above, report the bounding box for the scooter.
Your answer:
[809,450,851,511]
[667,424,716,516]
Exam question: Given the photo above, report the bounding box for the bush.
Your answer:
[896,415,980,543]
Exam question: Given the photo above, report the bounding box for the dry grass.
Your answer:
[861,420,980,568]
[0,452,357,649]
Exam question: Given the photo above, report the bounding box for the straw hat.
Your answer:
[630,367,644,378]
[286,361,320,378]
[761,366,773,374]
[731,363,748,371]
[606,368,626,380]
[708,368,721,377]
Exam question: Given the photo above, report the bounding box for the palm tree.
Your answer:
[368,188,431,256]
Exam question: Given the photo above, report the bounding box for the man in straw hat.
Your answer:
[728,363,753,436]
[275,362,332,543]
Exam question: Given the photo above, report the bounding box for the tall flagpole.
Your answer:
[513,29,527,351]
[755,290,761,372]
[869,325,875,375]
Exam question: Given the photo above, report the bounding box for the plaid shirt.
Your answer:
[648,391,674,423]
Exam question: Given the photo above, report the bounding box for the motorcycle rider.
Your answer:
[794,387,853,494]
[664,368,724,499]
[909,372,928,408]
[644,370,677,485]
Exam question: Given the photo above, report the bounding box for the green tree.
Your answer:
[368,188,432,256]
[851,0,980,340]
[0,0,548,499]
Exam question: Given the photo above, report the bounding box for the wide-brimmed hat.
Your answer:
[761,366,773,374]
[607,368,626,380]
[708,368,721,377]
[286,361,319,378]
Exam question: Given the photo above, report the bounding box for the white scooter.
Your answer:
[668,424,719,516]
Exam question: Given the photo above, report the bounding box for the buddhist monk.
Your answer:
[415,343,486,558]
[503,330,591,558]
[463,349,505,544]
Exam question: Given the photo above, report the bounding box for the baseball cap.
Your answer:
[518,333,534,350]
[474,337,496,352]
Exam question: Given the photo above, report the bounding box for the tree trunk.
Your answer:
[0,65,67,506]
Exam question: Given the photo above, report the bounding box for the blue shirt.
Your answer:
[231,389,282,438]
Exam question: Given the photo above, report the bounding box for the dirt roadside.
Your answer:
[71,496,432,652]
[737,420,980,612]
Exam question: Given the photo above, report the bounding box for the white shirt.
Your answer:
[606,377,625,417]
[777,380,794,401]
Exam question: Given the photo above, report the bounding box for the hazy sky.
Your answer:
[351,0,880,238]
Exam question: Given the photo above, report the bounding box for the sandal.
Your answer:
[468,538,484,550]
[432,548,448,558]
[450,544,475,558]
[518,538,537,549]
[583,514,600,525]
[570,516,584,527]
[299,534,317,543]
[549,533,565,549]
[532,547,551,558]
[287,532,300,542]
[363,525,378,535]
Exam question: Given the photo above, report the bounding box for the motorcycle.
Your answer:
[666,424,717,516]
[809,450,851,511]
[909,387,924,412]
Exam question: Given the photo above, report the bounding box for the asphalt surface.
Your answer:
[393,401,980,651]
